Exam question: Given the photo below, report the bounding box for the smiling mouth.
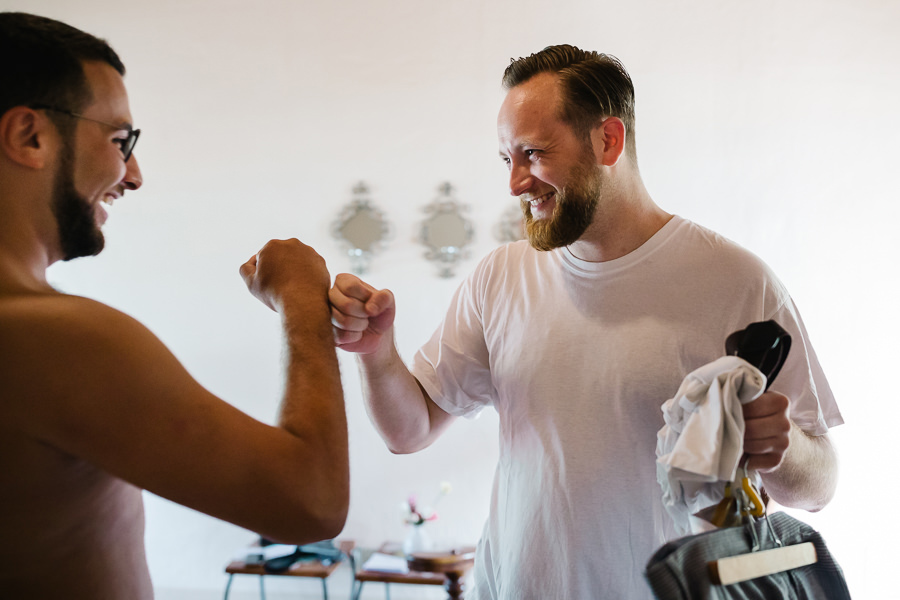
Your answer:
[527,191,555,207]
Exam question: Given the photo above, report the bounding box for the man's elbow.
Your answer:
[766,477,835,513]
[311,481,351,539]
[380,423,434,454]
[768,434,839,512]
[384,434,433,455]
[811,468,838,512]
[280,465,351,542]
[806,434,840,511]
[792,481,836,513]
[267,490,349,545]
[312,502,350,541]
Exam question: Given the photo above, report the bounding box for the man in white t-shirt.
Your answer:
[330,45,841,599]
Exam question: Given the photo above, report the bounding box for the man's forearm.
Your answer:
[357,333,444,454]
[278,300,349,535]
[761,423,838,512]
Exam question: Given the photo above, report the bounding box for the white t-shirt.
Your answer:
[411,215,842,600]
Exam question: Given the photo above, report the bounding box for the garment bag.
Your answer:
[645,504,850,599]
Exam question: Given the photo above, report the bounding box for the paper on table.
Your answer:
[362,552,409,574]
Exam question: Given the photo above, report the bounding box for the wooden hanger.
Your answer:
[706,468,818,585]
[709,540,818,585]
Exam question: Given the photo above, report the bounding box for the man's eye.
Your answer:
[524,149,540,158]
[113,138,127,153]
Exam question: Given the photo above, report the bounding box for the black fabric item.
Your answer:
[644,512,851,599]
[262,540,343,573]
[725,320,791,390]
[263,550,302,573]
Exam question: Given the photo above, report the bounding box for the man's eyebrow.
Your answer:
[498,140,540,157]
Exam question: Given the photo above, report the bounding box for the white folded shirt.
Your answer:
[656,355,766,535]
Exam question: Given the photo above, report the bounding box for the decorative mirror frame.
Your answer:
[331,182,391,275]
[493,204,526,244]
[418,182,475,278]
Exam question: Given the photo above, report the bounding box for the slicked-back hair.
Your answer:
[503,44,638,164]
[0,12,125,138]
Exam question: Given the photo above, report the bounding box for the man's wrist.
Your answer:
[279,297,333,341]
[357,333,398,369]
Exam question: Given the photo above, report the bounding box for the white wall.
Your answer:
[3,0,898,597]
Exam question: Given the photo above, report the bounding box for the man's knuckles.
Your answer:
[332,313,369,332]
[334,273,371,297]
[334,328,363,345]
[759,392,789,410]
[367,290,394,315]
[743,393,789,418]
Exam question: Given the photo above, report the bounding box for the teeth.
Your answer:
[530,192,553,207]
[102,196,115,206]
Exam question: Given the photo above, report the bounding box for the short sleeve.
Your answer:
[411,256,498,419]
[766,297,843,436]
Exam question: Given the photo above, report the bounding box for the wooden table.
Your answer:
[223,540,355,600]
[351,544,476,600]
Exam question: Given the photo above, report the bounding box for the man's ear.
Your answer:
[589,117,627,167]
[0,107,56,170]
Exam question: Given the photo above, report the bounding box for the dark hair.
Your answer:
[503,44,637,163]
[0,12,125,136]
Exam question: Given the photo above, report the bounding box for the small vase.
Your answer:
[402,525,432,555]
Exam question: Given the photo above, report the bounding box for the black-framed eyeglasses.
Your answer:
[31,105,140,162]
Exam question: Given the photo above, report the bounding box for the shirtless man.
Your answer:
[0,13,348,598]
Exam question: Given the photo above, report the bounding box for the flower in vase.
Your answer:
[402,481,452,527]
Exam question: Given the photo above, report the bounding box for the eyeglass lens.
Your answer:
[121,129,140,162]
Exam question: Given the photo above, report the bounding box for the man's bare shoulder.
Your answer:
[0,290,140,331]
[0,289,234,494]
[0,291,159,366]
[0,291,180,433]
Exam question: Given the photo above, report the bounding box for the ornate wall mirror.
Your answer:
[419,183,475,278]
[331,182,391,275]
[493,204,526,244]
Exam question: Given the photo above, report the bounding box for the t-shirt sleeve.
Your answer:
[412,256,497,419]
[766,296,843,436]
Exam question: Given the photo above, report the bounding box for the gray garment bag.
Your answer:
[644,511,851,599]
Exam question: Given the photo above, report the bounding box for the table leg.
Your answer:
[223,574,234,600]
[321,577,328,600]
[259,575,266,600]
[444,571,464,600]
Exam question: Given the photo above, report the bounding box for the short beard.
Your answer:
[52,138,105,261]
[521,152,602,252]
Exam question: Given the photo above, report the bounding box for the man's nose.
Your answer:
[123,155,143,191]
[509,164,533,197]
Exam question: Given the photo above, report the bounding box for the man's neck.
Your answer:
[0,175,63,294]
[0,208,57,296]
[0,252,55,295]
[567,178,671,263]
